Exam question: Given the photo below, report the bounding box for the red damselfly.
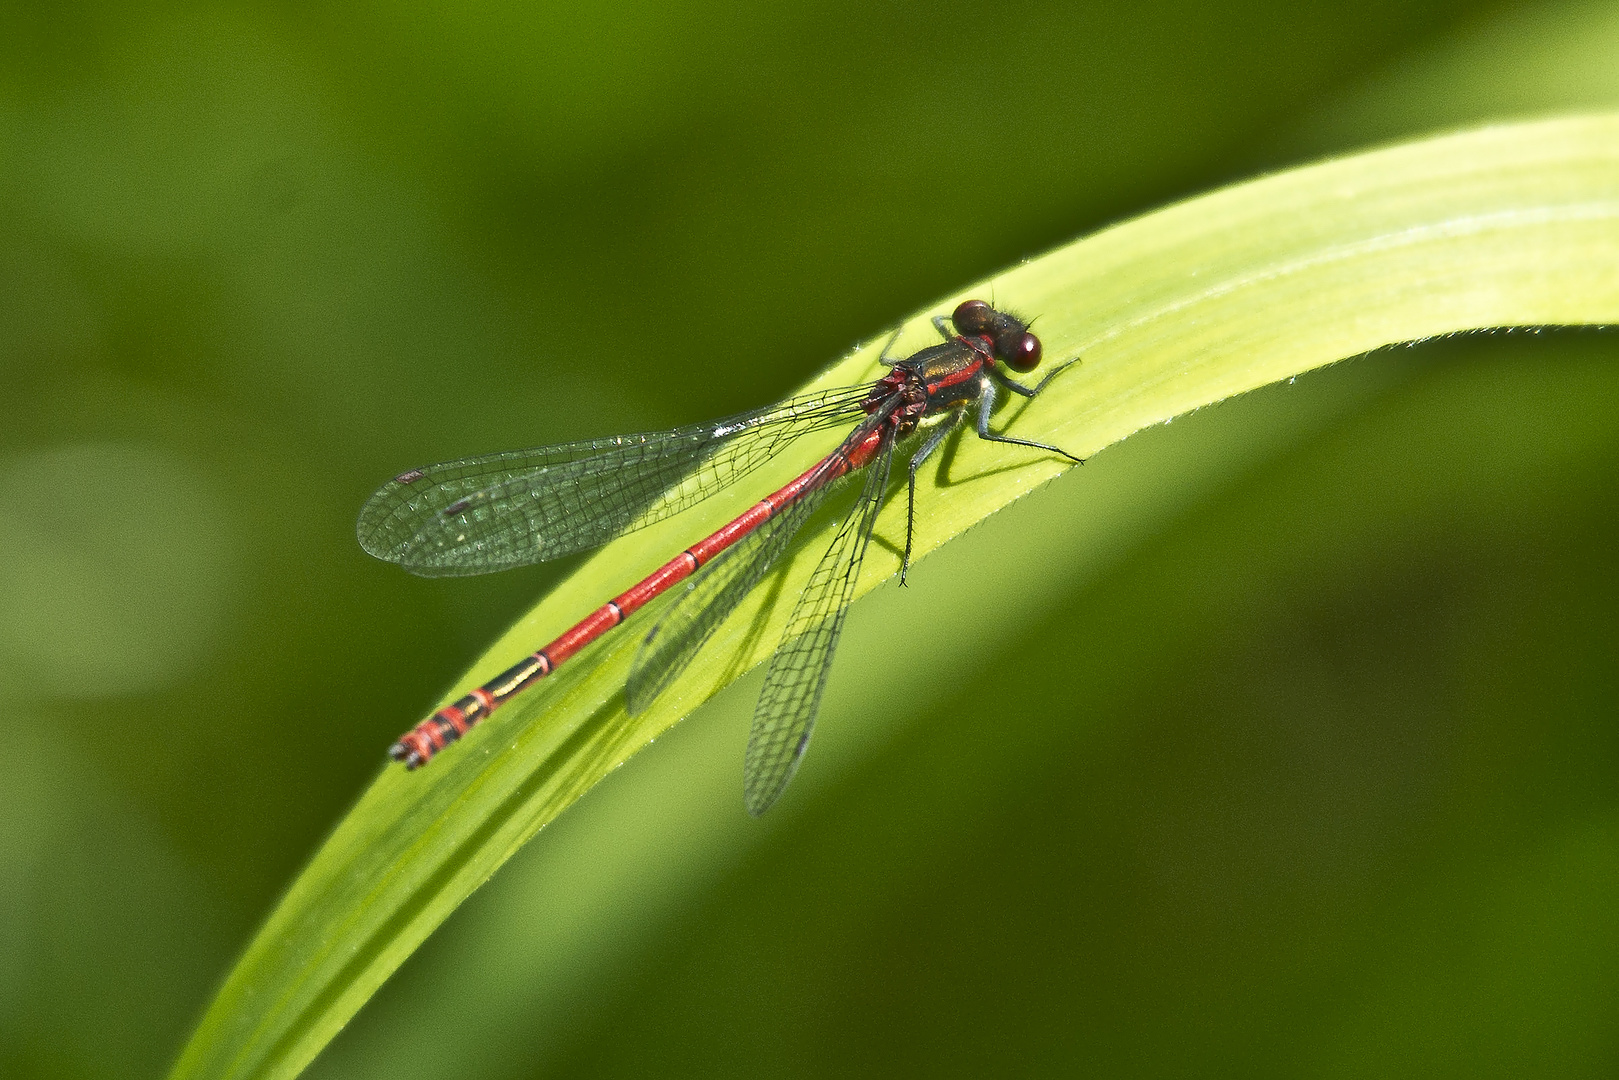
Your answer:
[359,300,1081,814]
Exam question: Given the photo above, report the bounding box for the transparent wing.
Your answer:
[623,476,836,715]
[357,385,869,577]
[743,435,895,816]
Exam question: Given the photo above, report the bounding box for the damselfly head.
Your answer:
[952,299,1042,373]
[951,298,994,334]
[997,328,1041,372]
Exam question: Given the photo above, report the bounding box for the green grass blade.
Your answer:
[170,113,1619,1080]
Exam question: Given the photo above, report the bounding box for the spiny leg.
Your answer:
[877,325,907,365]
[901,409,967,585]
[975,375,1085,464]
[990,355,1083,399]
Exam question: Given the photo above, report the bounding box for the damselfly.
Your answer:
[359,300,1081,814]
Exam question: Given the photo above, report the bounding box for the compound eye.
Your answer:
[952,299,994,336]
[1002,332,1042,372]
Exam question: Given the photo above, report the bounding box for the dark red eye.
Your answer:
[952,299,994,336]
[1002,332,1041,372]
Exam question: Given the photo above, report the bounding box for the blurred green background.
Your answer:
[3,1,1617,1077]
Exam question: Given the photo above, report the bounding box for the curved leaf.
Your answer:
[170,113,1619,1080]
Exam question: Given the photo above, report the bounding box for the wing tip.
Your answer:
[355,526,404,564]
[743,786,779,817]
[742,748,807,817]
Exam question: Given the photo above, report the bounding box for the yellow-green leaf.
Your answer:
[170,113,1619,1080]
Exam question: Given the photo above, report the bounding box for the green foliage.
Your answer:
[171,115,1619,1080]
[6,3,1619,1079]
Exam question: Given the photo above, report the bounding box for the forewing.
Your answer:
[743,436,895,816]
[357,386,866,577]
